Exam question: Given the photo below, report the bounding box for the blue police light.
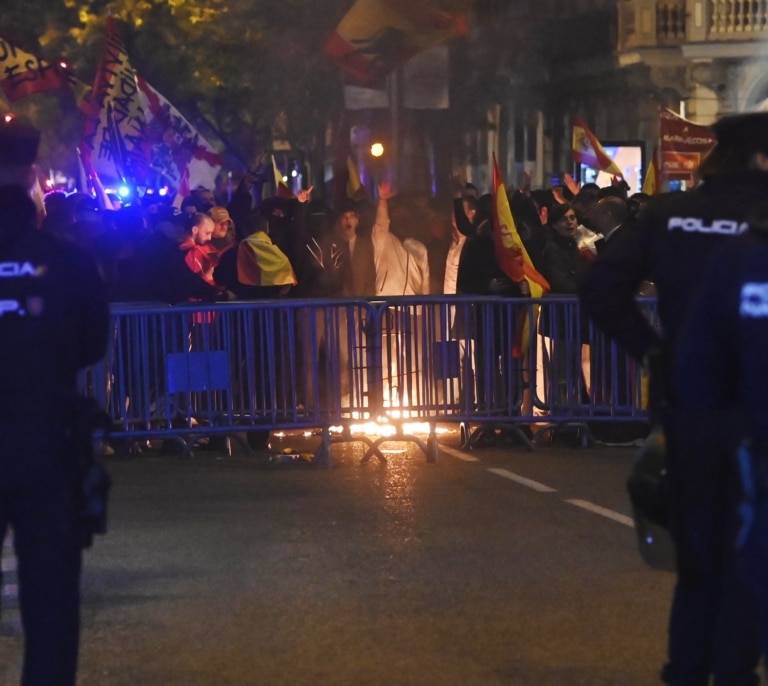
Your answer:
[117,184,131,198]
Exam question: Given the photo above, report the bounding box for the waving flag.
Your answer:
[81,17,221,193]
[562,172,581,197]
[642,146,659,195]
[323,0,468,86]
[271,155,293,198]
[492,156,550,357]
[572,116,623,177]
[347,155,366,199]
[658,108,715,185]
[0,36,73,102]
[136,76,222,195]
[80,17,147,182]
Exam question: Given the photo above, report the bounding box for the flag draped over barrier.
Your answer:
[572,116,623,177]
[491,156,549,357]
[323,0,468,86]
[80,17,221,193]
[0,36,72,102]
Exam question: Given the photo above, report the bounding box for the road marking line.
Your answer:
[486,468,557,492]
[440,445,479,462]
[440,445,635,528]
[566,499,634,527]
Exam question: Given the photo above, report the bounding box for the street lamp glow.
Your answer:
[370,142,384,158]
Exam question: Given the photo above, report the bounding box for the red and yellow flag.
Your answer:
[323,0,468,86]
[272,155,293,198]
[0,36,72,102]
[238,232,297,287]
[572,116,623,177]
[492,156,550,357]
[642,146,659,195]
[347,155,366,199]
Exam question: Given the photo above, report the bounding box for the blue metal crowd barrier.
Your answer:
[79,296,658,463]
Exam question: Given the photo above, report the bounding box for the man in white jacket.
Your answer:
[371,181,430,297]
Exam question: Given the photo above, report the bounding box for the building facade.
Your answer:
[463,0,768,192]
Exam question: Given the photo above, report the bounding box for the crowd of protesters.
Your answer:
[36,161,654,448]
[37,161,652,311]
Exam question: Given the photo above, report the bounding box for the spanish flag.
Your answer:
[323,0,468,86]
[572,116,623,178]
[238,231,297,288]
[492,156,550,357]
[272,155,293,199]
[642,146,659,195]
[347,155,366,199]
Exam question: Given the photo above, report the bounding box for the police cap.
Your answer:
[712,112,768,155]
[0,116,40,166]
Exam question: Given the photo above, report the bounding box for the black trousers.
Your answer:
[0,419,82,686]
[662,411,761,686]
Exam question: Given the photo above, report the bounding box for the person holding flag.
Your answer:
[455,161,547,418]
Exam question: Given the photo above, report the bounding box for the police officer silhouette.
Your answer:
[0,117,109,685]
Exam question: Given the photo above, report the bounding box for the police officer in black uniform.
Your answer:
[579,112,768,686]
[675,116,768,668]
[0,117,109,685]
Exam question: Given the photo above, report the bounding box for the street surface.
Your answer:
[1,427,675,685]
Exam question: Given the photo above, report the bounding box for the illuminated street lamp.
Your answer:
[369,142,386,193]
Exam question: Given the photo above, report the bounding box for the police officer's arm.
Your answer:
[579,224,660,361]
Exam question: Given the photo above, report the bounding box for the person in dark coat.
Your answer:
[0,117,110,686]
[676,193,768,669]
[539,203,590,412]
[111,206,223,304]
[455,191,528,412]
[580,112,768,686]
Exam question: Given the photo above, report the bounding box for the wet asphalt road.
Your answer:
[1,429,675,685]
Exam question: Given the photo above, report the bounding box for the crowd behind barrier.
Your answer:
[79,295,657,463]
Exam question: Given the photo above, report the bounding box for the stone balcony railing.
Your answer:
[619,0,768,50]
